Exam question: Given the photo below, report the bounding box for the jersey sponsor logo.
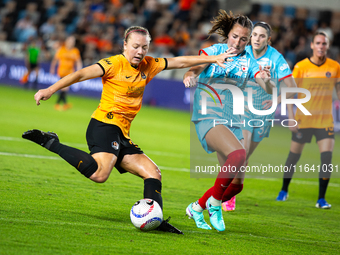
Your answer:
[106,112,114,119]
[279,63,289,71]
[326,71,331,78]
[103,58,112,65]
[141,72,146,79]
[111,141,119,150]
[127,86,144,96]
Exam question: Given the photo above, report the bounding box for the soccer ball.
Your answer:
[130,199,163,231]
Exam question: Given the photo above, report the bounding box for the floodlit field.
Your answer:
[1,85,339,254]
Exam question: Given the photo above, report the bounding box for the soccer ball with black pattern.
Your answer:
[130,199,163,231]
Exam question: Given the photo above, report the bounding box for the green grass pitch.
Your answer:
[0,84,339,254]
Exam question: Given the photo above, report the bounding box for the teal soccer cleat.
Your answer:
[186,203,212,230]
[206,197,225,232]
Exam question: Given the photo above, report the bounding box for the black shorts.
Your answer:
[28,62,38,70]
[86,118,143,173]
[292,127,335,144]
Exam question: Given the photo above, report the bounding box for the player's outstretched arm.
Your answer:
[34,64,103,105]
[166,51,235,70]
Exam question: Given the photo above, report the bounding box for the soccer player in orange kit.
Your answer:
[22,26,234,234]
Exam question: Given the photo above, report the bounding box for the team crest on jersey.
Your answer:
[155,58,159,62]
[241,65,248,72]
[106,112,114,119]
[111,141,119,150]
[141,72,146,79]
[326,72,331,78]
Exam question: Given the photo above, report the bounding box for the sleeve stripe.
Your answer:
[198,49,208,56]
[278,74,292,81]
[97,63,105,77]
[163,58,168,70]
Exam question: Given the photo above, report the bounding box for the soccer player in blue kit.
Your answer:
[183,10,275,231]
[222,22,297,211]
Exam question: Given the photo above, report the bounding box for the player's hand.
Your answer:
[259,65,271,83]
[215,48,236,68]
[288,120,298,133]
[262,100,273,110]
[34,88,53,105]
[183,75,197,88]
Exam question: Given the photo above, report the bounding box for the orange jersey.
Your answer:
[91,54,167,138]
[293,58,340,128]
[55,46,81,77]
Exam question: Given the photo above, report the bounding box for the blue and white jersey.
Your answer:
[192,43,260,127]
[244,45,292,120]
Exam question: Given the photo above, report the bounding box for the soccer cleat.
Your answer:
[276,190,288,201]
[316,198,331,209]
[63,103,72,111]
[157,217,183,234]
[186,203,212,230]
[22,129,59,150]
[54,104,61,111]
[222,196,236,211]
[206,197,225,232]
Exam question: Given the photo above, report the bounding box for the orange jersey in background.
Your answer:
[55,46,81,77]
[292,58,340,128]
[91,54,166,138]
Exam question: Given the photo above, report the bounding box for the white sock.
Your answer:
[209,196,222,207]
[191,201,203,212]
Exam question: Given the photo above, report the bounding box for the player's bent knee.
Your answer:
[87,164,111,183]
[89,171,110,183]
[144,166,161,181]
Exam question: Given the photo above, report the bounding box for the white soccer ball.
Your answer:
[130,199,163,231]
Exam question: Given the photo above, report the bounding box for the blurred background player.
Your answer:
[20,37,41,90]
[276,31,340,209]
[222,21,297,211]
[22,26,231,234]
[50,35,82,111]
[184,10,275,231]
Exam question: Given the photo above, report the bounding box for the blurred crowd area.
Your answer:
[0,0,340,79]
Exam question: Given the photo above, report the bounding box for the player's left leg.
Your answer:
[119,153,183,234]
[316,135,334,209]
